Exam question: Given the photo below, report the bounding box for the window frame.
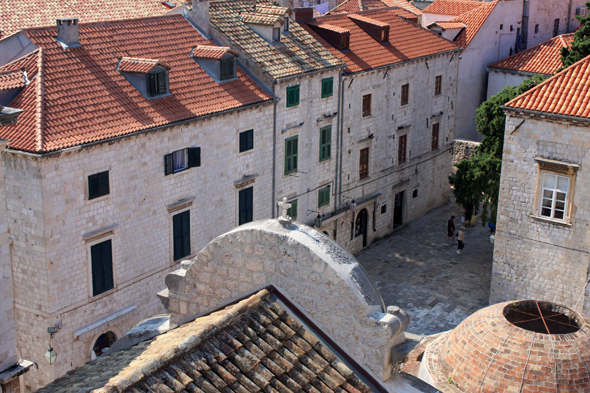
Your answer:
[239,129,254,153]
[434,75,442,96]
[362,94,371,117]
[321,77,334,98]
[286,85,300,107]
[273,27,281,42]
[401,83,409,106]
[148,71,167,97]
[398,134,407,164]
[238,186,254,225]
[533,159,578,225]
[340,35,350,51]
[318,186,330,208]
[88,237,115,298]
[172,209,191,261]
[164,147,200,175]
[285,136,298,175]
[319,125,332,162]
[88,170,110,200]
[359,147,369,179]
[431,123,439,151]
[220,57,235,81]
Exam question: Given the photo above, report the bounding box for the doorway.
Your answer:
[355,208,368,247]
[394,191,404,229]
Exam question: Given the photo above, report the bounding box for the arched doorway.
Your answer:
[355,208,368,248]
[93,331,117,358]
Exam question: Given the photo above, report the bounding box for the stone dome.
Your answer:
[419,300,590,392]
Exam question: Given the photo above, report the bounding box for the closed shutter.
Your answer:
[188,147,201,167]
[173,211,191,260]
[239,130,254,152]
[239,187,253,225]
[99,171,109,196]
[157,72,167,94]
[285,136,298,174]
[220,58,234,80]
[88,174,100,199]
[91,240,113,296]
[164,153,174,175]
[148,74,156,97]
[320,126,331,161]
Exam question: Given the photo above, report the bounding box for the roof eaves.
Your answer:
[501,106,590,124]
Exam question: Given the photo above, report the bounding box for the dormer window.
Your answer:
[308,22,351,52]
[348,14,390,45]
[241,10,285,44]
[191,45,240,83]
[148,71,167,96]
[381,30,389,43]
[117,57,170,99]
[284,17,290,32]
[341,36,350,50]
[220,57,235,80]
[273,27,281,42]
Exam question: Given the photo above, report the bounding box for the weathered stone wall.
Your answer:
[451,139,480,173]
[526,0,585,48]
[491,114,590,314]
[165,219,410,383]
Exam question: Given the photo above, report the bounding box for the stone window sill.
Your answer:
[531,215,572,227]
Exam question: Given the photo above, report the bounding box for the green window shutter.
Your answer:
[318,186,330,208]
[164,153,173,175]
[91,240,113,296]
[319,126,331,162]
[239,187,254,225]
[287,85,300,107]
[321,78,333,98]
[285,136,298,174]
[287,199,298,220]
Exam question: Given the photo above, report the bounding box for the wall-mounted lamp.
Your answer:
[307,210,323,228]
[45,327,58,365]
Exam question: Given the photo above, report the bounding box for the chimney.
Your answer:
[189,0,211,38]
[56,18,80,48]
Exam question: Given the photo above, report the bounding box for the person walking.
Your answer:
[456,227,465,254]
[444,216,456,245]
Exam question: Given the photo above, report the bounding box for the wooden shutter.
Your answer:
[88,174,100,199]
[285,137,297,174]
[221,58,234,80]
[431,123,439,151]
[399,135,407,164]
[91,240,113,296]
[99,171,109,196]
[173,211,190,260]
[181,211,190,258]
[188,147,201,168]
[157,72,167,95]
[360,148,369,179]
[148,74,156,97]
[164,153,174,175]
[239,187,253,225]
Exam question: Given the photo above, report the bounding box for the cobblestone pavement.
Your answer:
[356,200,494,336]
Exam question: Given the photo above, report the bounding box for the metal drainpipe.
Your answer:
[334,69,343,211]
[271,82,277,218]
[338,75,345,207]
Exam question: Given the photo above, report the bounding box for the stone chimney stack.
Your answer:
[56,18,80,48]
[190,0,211,38]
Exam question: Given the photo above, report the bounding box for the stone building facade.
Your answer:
[491,56,590,314]
[524,0,586,49]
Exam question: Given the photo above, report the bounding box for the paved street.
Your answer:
[356,200,494,336]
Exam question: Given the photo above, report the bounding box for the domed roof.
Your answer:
[420,300,590,392]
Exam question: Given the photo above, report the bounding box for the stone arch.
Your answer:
[164,219,409,381]
[89,329,120,360]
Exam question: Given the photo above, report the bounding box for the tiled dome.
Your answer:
[420,300,590,392]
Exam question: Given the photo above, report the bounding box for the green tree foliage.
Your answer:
[561,2,590,69]
[449,75,546,225]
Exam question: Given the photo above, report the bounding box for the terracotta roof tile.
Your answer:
[210,0,345,79]
[0,15,272,153]
[0,0,172,39]
[191,45,240,60]
[306,22,351,34]
[348,14,390,28]
[430,21,466,29]
[422,0,484,16]
[505,54,590,119]
[303,9,460,73]
[37,290,380,393]
[256,4,290,16]
[379,0,422,15]
[450,1,496,48]
[241,12,284,26]
[118,57,169,74]
[489,33,574,75]
[0,70,26,91]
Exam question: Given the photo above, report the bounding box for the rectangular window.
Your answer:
[284,17,290,32]
[321,77,334,98]
[172,210,191,261]
[285,136,298,175]
[239,187,254,225]
[287,199,298,220]
[239,129,254,152]
[359,147,369,179]
[273,27,281,42]
[148,71,167,97]
[553,18,560,37]
[319,126,332,162]
[91,239,114,297]
[286,85,300,107]
[435,75,442,95]
[431,123,439,151]
[401,84,409,105]
[340,35,349,50]
[398,134,407,164]
[540,173,569,220]
[362,94,371,117]
[220,58,235,80]
[88,171,109,200]
[318,186,330,208]
[164,147,200,175]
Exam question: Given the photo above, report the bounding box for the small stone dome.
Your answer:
[420,300,590,392]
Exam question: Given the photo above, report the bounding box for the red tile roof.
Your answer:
[118,57,169,74]
[431,21,466,29]
[191,45,240,60]
[489,33,574,75]
[380,0,422,15]
[256,4,290,16]
[302,9,460,74]
[331,0,421,15]
[422,0,484,16]
[0,70,26,91]
[307,22,352,34]
[0,15,272,153]
[0,0,173,39]
[450,1,496,48]
[240,12,283,26]
[505,54,590,119]
[348,14,390,28]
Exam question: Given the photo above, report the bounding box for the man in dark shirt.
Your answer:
[444,215,456,245]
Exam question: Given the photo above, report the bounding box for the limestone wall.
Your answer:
[491,114,590,314]
[526,0,585,48]
[451,139,480,173]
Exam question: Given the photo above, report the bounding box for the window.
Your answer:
[435,75,442,96]
[148,71,167,97]
[413,189,418,198]
[273,27,281,42]
[318,186,330,208]
[431,123,439,151]
[401,84,409,105]
[90,239,114,297]
[500,24,503,30]
[535,24,539,34]
[287,199,297,220]
[239,129,254,152]
[321,77,333,98]
[553,18,560,37]
[319,126,331,162]
[381,205,387,214]
[539,173,569,220]
[88,171,109,200]
[398,134,407,164]
[172,210,191,260]
[239,187,253,225]
[340,35,350,50]
[164,147,200,175]
[220,58,235,80]
[285,136,298,175]
[362,94,371,117]
[359,147,369,179]
[381,29,389,42]
[286,85,300,107]
[284,17,290,32]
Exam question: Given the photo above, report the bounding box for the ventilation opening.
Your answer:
[503,300,582,334]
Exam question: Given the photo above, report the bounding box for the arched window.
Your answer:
[93,331,117,358]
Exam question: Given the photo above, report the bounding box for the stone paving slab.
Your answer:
[356,200,494,336]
